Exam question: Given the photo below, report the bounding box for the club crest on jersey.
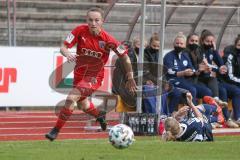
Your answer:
[183,60,188,66]
[99,41,105,49]
[209,54,213,60]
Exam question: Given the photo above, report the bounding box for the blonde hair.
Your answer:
[132,36,147,48]
[132,37,140,46]
[174,32,186,43]
[162,117,180,141]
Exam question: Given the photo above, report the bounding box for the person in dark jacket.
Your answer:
[197,29,238,128]
[185,33,213,99]
[112,37,148,107]
[223,34,240,86]
[221,34,240,126]
[143,34,182,115]
[198,29,227,99]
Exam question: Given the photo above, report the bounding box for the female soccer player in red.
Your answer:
[45,7,137,141]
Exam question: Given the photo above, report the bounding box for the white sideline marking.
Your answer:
[213,128,240,133]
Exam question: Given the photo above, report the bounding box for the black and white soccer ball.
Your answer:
[109,124,134,149]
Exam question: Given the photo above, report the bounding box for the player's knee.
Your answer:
[77,99,89,110]
[67,95,79,102]
[77,102,82,110]
[63,99,75,110]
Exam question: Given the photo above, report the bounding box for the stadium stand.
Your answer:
[1,0,239,49]
[0,0,109,46]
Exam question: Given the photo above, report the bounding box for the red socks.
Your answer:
[83,102,100,118]
[55,100,74,130]
[54,101,100,130]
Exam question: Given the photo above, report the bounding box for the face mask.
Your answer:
[203,44,213,50]
[134,47,139,54]
[150,47,159,53]
[174,46,184,53]
[188,43,199,51]
[236,47,240,54]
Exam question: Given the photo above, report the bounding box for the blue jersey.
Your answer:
[163,50,195,80]
[176,117,213,142]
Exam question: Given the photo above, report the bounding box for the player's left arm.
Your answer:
[120,54,137,94]
[105,35,137,94]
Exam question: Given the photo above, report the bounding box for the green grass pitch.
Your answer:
[0,136,240,160]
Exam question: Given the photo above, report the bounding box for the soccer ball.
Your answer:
[109,124,134,149]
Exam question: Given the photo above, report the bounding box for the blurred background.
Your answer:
[1,0,239,50]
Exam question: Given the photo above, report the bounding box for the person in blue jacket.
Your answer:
[164,32,212,104]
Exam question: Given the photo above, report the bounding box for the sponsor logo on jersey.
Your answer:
[82,48,103,59]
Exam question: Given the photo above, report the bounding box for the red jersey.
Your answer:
[64,24,125,80]
[63,24,127,94]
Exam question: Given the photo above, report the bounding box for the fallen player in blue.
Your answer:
[162,92,216,142]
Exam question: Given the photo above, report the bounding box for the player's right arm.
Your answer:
[60,44,78,62]
[60,26,80,62]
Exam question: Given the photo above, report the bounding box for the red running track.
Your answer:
[0,111,119,141]
[0,111,240,141]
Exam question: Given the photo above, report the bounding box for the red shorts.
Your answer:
[73,75,103,101]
